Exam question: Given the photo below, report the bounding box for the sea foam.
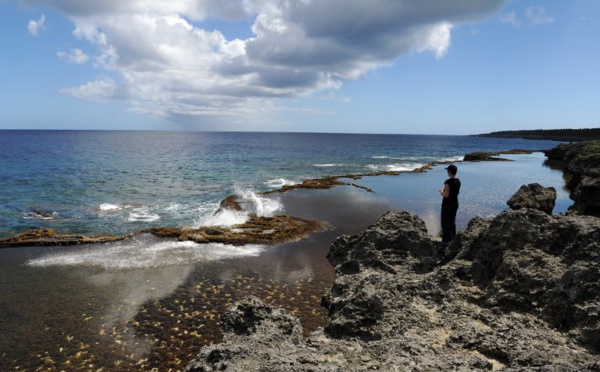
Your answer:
[194,187,283,228]
[26,234,265,270]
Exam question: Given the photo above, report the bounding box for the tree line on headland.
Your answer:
[473,127,600,142]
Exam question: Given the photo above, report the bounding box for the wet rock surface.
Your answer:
[0,215,326,249]
[187,192,600,370]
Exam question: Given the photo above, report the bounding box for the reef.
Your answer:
[186,182,600,371]
[463,149,534,162]
[0,215,326,249]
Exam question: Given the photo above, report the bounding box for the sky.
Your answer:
[0,0,598,134]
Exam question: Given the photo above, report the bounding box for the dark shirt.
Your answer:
[442,178,461,206]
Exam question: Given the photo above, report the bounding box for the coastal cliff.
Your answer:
[186,143,600,371]
[543,141,600,217]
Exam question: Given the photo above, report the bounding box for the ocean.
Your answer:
[0,130,570,370]
[0,130,565,238]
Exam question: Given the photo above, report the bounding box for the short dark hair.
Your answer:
[445,164,458,175]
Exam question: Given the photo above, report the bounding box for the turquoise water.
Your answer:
[0,130,562,238]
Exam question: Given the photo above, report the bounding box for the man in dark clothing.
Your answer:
[439,164,461,242]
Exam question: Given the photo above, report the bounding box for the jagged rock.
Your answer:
[506,183,556,214]
[186,185,600,371]
[220,296,303,339]
[545,141,600,217]
[543,144,569,160]
[185,297,308,372]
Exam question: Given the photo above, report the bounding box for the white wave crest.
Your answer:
[312,163,344,167]
[26,235,265,270]
[235,186,282,217]
[265,178,297,188]
[99,203,123,212]
[127,207,160,222]
[196,208,250,227]
[386,163,425,172]
[367,163,425,172]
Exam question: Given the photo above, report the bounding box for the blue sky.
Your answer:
[0,0,598,134]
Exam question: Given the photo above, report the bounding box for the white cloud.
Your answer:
[501,7,554,28]
[526,7,555,25]
[57,48,89,64]
[59,76,118,101]
[21,0,508,127]
[27,14,46,35]
[499,12,521,27]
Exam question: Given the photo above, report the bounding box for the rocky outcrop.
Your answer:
[186,184,600,371]
[543,141,600,217]
[506,183,556,214]
[463,149,534,162]
[0,215,325,249]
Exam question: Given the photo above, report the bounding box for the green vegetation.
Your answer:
[474,128,600,142]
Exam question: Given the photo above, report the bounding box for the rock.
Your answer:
[220,296,303,340]
[0,215,326,249]
[542,144,569,161]
[506,183,557,214]
[464,149,533,162]
[464,151,511,162]
[545,141,600,217]
[185,297,309,372]
[186,184,600,371]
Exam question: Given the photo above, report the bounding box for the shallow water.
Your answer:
[0,153,570,371]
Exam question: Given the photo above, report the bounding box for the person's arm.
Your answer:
[439,183,450,198]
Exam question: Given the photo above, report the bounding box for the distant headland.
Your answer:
[473,127,600,142]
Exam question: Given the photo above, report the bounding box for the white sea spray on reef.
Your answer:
[26,234,265,270]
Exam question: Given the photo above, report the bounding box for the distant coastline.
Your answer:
[472,127,600,142]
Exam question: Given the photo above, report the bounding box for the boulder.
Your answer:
[506,183,557,214]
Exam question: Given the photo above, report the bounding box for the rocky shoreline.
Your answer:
[185,142,600,371]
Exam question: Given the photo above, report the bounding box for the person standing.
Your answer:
[439,164,461,243]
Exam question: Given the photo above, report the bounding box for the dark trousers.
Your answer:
[441,204,458,242]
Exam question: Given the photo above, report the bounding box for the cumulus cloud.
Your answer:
[21,0,507,126]
[27,14,46,35]
[57,48,89,64]
[59,76,119,101]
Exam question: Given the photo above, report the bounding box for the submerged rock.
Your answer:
[186,185,600,371]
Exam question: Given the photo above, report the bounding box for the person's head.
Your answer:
[445,164,458,176]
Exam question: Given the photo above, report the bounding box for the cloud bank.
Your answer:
[22,0,507,127]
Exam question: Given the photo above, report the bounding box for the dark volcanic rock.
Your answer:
[544,141,600,217]
[186,192,600,371]
[506,183,556,214]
